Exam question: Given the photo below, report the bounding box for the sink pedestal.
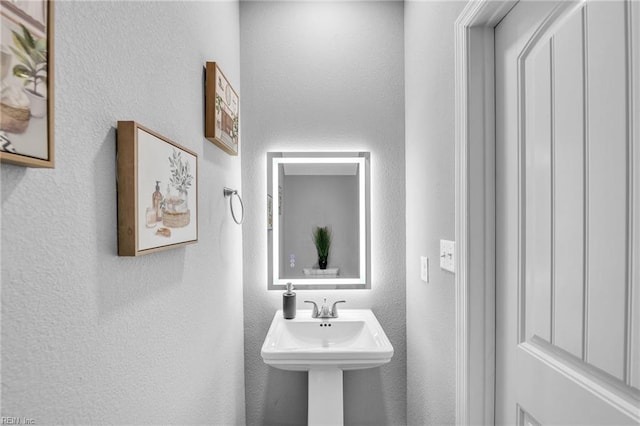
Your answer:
[308,367,343,426]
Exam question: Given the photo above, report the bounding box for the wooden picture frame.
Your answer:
[205,62,239,156]
[0,0,54,168]
[117,121,198,256]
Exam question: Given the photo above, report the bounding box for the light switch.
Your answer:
[440,240,455,273]
[420,256,429,283]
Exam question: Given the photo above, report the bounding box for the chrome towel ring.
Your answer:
[223,187,244,225]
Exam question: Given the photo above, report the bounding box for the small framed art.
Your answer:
[205,62,239,156]
[117,121,198,256]
[0,0,54,167]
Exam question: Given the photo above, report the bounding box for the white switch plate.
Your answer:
[440,240,455,273]
[420,256,429,283]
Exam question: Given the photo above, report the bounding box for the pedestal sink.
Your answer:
[261,309,394,426]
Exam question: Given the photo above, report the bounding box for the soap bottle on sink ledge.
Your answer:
[283,282,296,319]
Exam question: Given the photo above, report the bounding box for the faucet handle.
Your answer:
[330,300,346,318]
[320,297,331,316]
[304,300,319,318]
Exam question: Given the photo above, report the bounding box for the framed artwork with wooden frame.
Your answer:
[0,0,54,168]
[117,121,198,256]
[205,62,239,156]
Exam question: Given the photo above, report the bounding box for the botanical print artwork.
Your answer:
[136,128,197,251]
[215,69,238,148]
[0,0,52,166]
[205,62,239,155]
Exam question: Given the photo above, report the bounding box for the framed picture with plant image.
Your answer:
[204,62,239,156]
[0,0,54,168]
[117,121,198,256]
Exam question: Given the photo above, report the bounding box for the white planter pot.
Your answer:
[24,89,46,118]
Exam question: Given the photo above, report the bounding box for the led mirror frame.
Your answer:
[271,155,368,287]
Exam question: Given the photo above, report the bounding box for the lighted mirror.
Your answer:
[267,152,370,289]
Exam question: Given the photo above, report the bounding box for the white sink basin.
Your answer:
[261,309,393,425]
[261,309,394,370]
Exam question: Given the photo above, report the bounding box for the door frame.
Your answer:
[454,1,516,424]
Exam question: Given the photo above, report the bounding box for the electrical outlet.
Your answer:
[420,256,429,283]
[440,240,455,273]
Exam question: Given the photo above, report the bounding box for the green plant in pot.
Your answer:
[10,24,47,118]
[312,226,332,270]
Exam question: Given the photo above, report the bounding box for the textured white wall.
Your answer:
[405,1,467,425]
[0,1,245,424]
[240,1,406,424]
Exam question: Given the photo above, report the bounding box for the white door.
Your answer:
[495,0,640,424]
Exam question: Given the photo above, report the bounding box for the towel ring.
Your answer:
[223,187,244,225]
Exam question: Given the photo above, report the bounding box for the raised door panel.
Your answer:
[585,0,629,381]
[519,0,635,384]
[524,38,553,344]
[552,8,585,360]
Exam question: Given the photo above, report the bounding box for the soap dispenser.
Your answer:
[152,180,163,221]
[283,282,296,319]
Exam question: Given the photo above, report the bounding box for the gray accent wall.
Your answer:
[240,1,406,424]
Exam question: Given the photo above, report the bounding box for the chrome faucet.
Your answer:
[304,298,346,319]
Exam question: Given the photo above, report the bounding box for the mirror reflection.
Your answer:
[267,152,370,289]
